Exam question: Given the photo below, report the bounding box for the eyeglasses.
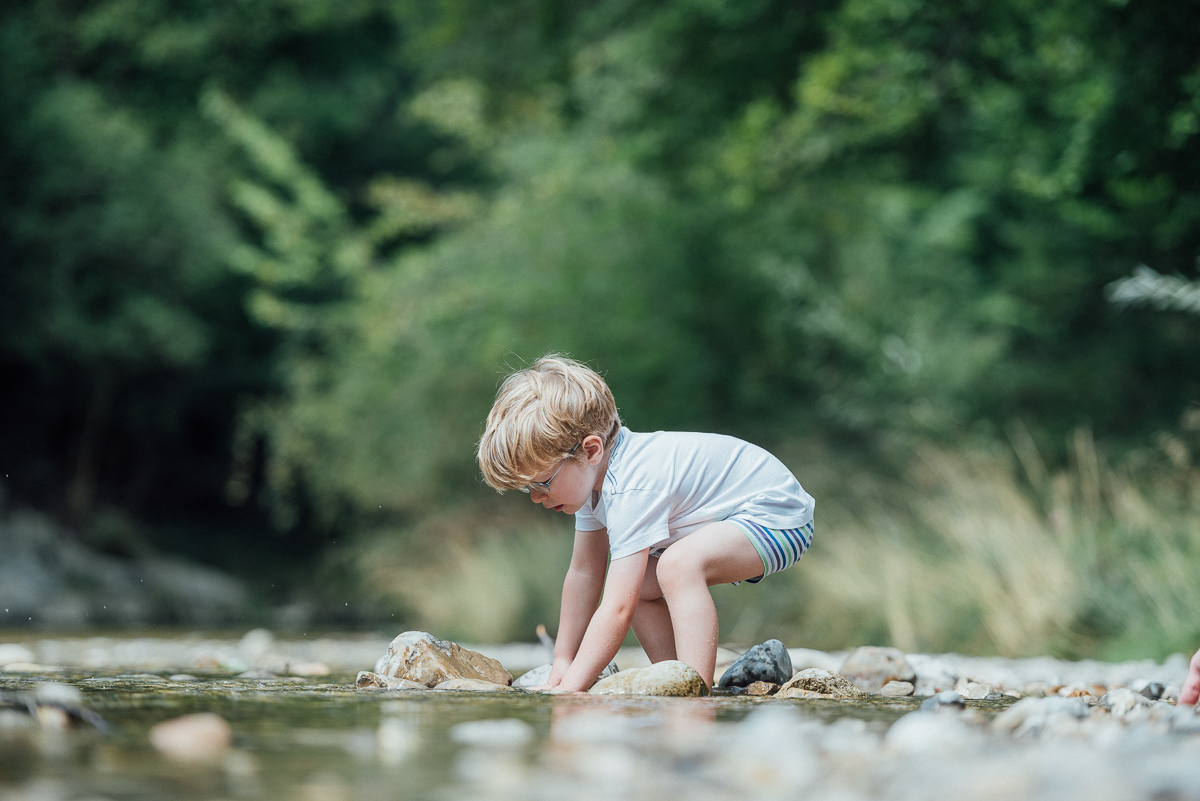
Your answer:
[519,443,580,494]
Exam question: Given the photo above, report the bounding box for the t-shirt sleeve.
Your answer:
[574,503,604,532]
[605,489,672,559]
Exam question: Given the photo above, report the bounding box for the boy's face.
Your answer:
[527,435,606,515]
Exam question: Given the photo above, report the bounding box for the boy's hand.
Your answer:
[1181,647,1200,706]
[546,656,571,689]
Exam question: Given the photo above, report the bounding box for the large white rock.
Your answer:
[374,632,512,688]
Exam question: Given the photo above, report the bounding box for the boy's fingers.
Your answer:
[1181,675,1200,706]
[1183,650,1200,706]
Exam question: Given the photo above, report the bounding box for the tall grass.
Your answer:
[358,429,1200,659]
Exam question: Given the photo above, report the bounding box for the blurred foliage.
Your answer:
[3,0,1200,651]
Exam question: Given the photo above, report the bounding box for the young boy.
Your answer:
[477,355,815,692]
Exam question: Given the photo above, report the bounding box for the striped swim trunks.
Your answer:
[727,516,814,584]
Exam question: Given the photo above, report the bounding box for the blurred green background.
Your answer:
[2,0,1199,660]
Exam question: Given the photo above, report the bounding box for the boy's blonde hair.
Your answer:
[478,354,621,491]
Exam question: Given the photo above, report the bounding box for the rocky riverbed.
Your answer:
[2,632,1199,801]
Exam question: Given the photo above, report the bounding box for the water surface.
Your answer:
[3,668,1011,801]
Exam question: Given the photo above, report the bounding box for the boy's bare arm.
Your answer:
[555,548,649,692]
[546,529,609,688]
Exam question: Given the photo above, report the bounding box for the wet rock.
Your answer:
[589,660,707,696]
[1165,705,1200,735]
[0,644,35,665]
[744,681,780,696]
[356,671,425,691]
[0,684,106,732]
[955,677,999,700]
[839,646,915,693]
[435,678,519,692]
[881,681,915,697]
[716,639,792,688]
[1140,682,1165,701]
[905,654,958,696]
[169,674,197,682]
[237,668,276,679]
[239,628,275,668]
[886,710,984,754]
[992,696,1088,738]
[1057,681,1105,698]
[1100,688,1153,718]
[778,668,867,698]
[920,690,966,712]
[149,713,232,762]
[374,632,512,688]
[777,688,836,699]
[513,664,551,688]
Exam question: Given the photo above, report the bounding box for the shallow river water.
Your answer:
[3,635,1199,801]
[3,667,949,801]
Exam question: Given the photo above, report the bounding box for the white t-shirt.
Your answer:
[574,427,815,559]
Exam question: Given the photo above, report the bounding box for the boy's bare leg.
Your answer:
[655,521,766,689]
[632,598,677,662]
[632,556,677,662]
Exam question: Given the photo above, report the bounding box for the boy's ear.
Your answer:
[582,434,605,464]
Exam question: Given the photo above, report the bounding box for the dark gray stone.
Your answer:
[1140,682,1165,701]
[717,639,793,688]
[920,690,966,712]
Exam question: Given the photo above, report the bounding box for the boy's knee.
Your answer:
[655,548,702,594]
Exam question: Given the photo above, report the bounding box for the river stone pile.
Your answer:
[352,632,1192,701]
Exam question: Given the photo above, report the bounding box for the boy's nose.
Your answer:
[529,489,547,503]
